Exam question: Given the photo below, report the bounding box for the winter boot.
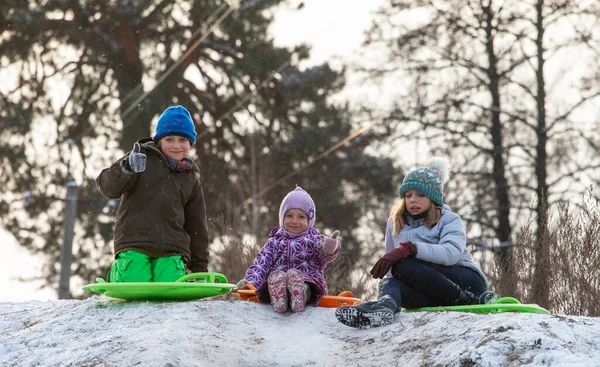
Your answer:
[286,269,307,313]
[454,289,498,305]
[268,270,288,313]
[479,290,498,304]
[335,296,397,329]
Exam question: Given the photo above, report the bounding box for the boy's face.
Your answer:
[158,135,191,161]
[404,190,432,215]
[283,208,309,234]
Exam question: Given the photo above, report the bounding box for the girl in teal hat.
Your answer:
[336,157,496,328]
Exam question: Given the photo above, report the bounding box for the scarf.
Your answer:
[166,156,194,172]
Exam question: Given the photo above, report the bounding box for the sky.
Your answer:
[270,0,386,66]
[1,296,600,366]
[270,0,393,108]
[0,0,388,302]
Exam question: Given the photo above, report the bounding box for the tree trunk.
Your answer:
[532,0,551,309]
[112,15,154,151]
[483,1,514,296]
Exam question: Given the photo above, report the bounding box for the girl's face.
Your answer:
[283,208,309,234]
[159,135,191,161]
[404,190,432,215]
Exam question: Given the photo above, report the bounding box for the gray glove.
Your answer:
[126,142,146,173]
[322,230,340,254]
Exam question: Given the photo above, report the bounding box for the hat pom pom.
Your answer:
[428,157,450,183]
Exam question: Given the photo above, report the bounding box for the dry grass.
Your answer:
[492,194,600,316]
[208,216,262,286]
[323,253,379,300]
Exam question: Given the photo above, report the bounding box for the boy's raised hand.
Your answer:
[322,230,340,254]
[126,142,146,173]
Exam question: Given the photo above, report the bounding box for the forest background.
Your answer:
[1,0,599,316]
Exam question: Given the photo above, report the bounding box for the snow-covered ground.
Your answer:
[1,296,599,367]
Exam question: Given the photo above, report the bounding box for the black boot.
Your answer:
[335,297,398,329]
[454,289,498,305]
[479,290,498,304]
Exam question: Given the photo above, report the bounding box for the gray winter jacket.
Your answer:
[384,205,488,287]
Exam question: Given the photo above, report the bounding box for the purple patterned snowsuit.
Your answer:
[245,226,341,306]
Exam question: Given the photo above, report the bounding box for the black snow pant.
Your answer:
[379,258,486,308]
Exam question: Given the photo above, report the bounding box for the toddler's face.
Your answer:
[159,135,191,161]
[404,190,432,215]
[283,208,309,234]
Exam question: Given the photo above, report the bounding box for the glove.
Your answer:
[232,279,249,292]
[321,230,340,255]
[370,241,417,279]
[125,142,146,173]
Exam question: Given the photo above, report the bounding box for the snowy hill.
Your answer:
[1,297,600,367]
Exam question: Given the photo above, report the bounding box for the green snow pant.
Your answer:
[107,250,186,282]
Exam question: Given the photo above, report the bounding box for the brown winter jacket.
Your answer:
[96,138,209,272]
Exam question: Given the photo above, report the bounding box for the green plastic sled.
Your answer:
[82,272,235,301]
[402,297,550,315]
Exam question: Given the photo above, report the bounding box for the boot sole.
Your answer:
[335,306,394,329]
[286,269,305,313]
[268,270,288,313]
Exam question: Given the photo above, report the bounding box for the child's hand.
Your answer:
[232,279,249,292]
[322,230,340,254]
[370,241,417,279]
[126,142,146,173]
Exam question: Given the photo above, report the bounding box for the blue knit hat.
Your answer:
[152,105,197,145]
[398,157,450,206]
[279,187,316,230]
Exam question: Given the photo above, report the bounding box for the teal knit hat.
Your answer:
[398,157,450,206]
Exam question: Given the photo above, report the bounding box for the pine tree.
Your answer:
[0,0,394,295]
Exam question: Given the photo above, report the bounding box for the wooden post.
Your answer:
[58,180,78,299]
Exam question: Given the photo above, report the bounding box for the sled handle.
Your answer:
[176,272,228,284]
[493,297,521,304]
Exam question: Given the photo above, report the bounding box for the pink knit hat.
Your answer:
[278,187,316,230]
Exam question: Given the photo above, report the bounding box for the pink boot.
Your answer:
[268,270,287,313]
[286,269,308,313]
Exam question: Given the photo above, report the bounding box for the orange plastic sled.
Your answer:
[232,284,362,308]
